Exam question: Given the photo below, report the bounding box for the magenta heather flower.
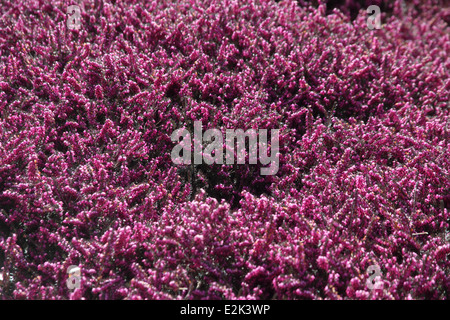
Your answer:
[0,0,449,300]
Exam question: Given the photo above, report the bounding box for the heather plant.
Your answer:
[170,121,280,175]
[0,0,449,300]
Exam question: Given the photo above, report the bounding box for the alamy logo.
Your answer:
[171,121,279,175]
[367,5,381,30]
[66,265,81,290]
[67,5,81,30]
[366,264,383,291]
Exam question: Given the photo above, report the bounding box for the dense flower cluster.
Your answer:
[0,0,449,299]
